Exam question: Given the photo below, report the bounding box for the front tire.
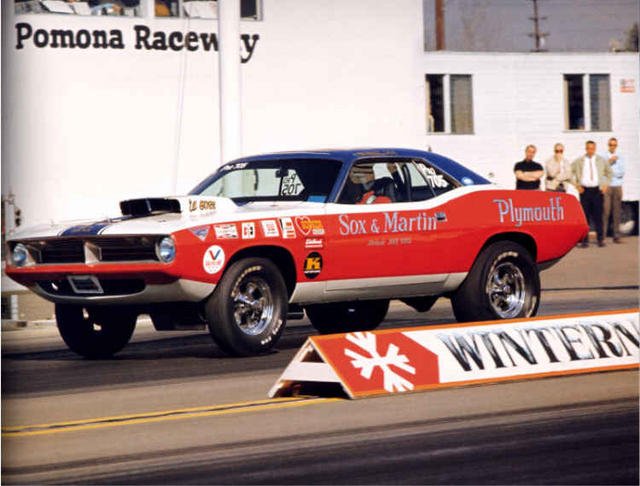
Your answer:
[55,304,137,358]
[451,241,540,322]
[305,300,389,334]
[205,257,288,356]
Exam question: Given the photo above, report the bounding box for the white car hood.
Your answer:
[8,196,326,240]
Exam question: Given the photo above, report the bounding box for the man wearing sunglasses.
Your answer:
[602,137,625,243]
[545,143,571,192]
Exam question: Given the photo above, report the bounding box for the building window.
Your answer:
[425,74,474,134]
[590,74,611,131]
[15,1,142,16]
[564,74,584,130]
[564,74,611,131]
[450,75,473,134]
[425,74,444,132]
[158,0,261,19]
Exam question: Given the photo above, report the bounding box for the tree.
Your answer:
[624,23,638,52]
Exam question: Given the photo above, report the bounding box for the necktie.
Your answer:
[589,157,594,182]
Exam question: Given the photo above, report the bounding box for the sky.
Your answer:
[423,0,639,51]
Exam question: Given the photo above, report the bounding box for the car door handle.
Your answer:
[435,212,447,222]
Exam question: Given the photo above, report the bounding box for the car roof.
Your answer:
[234,148,490,186]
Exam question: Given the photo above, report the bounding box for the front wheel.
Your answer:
[451,241,540,322]
[205,257,288,356]
[305,300,389,334]
[56,304,137,358]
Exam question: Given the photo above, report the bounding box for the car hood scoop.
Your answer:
[120,196,236,218]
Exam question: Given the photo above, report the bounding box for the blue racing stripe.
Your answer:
[60,221,112,236]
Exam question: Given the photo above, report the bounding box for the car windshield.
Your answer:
[190,159,343,204]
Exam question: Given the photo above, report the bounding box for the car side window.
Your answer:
[409,161,456,200]
[338,161,408,204]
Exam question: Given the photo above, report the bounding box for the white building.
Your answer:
[2,0,638,233]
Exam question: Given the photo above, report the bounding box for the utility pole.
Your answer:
[528,0,549,51]
[435,0,445,50]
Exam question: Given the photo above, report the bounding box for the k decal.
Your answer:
[303,252,323,279]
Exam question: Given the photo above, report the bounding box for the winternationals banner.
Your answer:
[270,310,639,399]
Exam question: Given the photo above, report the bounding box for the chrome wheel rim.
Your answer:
[231,276,274,335]
[486,262,526,318]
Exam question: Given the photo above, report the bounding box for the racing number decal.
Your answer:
[303,252,323,279]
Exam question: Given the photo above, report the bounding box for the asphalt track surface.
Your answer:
[2,239,639,484]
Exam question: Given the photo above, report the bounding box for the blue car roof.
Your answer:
[237,148,490,186]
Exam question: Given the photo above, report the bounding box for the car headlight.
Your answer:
[12,243,28,267]
[156,237,176,263]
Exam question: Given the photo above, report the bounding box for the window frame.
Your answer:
[425,73,475,135]
[156,0,263,20]
[563,73,612,132]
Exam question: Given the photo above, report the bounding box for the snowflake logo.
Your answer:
[344,332,416,393]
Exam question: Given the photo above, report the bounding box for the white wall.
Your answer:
[2,0,425,229]
[421,52,639,197]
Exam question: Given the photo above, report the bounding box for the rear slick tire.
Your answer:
[305,300,389,334]
[451,241,540,322]
[206,257,288,356]
[55,304,137,358]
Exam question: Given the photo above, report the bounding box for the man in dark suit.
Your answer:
[571,140,613,247]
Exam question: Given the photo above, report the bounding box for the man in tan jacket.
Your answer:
[571,140,613,247]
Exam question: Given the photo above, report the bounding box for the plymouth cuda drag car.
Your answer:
[5,149,588,357]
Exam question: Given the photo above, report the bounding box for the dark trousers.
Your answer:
[580,187,604,243]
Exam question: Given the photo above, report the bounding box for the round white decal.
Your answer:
[203,245,225,274]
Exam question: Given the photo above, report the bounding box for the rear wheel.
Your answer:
[206,257,287,356]
[55,304,137,358]
[451,241,540,322]
[305,300,389,334]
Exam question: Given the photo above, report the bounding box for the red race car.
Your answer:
[5,149,588,357]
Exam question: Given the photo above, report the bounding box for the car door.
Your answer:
[322,158,459,299]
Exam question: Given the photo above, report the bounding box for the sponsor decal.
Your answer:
[271,311,639,399]
[261,220,279,238]
[241,222,256,239]
[279,217,296,239]
[189,199,216,212]
[494,197,565,227]
[214,223,238,239]
[303,252,323,279]
[60,221,111,236]
[203,245,225,274]
[189,225,210,241]
[295,216,325,236]
[305,238,324,249]
[339,211,438,236]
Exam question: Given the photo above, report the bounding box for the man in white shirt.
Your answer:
[570,141,612,247]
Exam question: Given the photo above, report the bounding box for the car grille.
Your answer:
[40,240,84,264]
[22,236,160,264]
[92,237,158,262]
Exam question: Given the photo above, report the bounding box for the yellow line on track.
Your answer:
[2,397,342,438]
